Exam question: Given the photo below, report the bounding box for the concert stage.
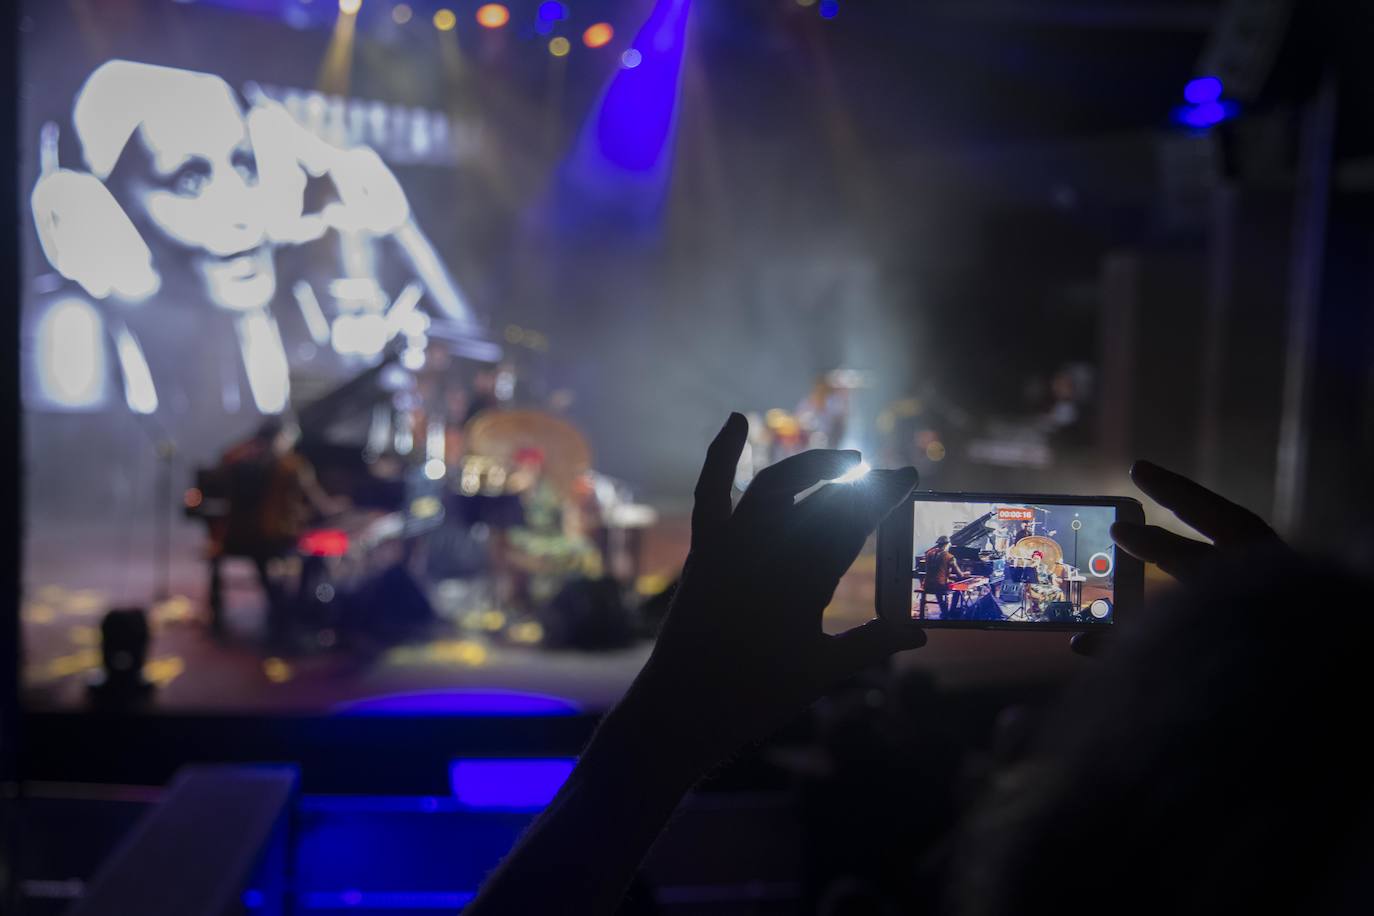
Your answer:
[22,515,1094,715]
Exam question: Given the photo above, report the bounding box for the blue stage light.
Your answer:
[450,758,576,809]
[333,688,581,716]
[1184,75,1223,105]
[588,0,693,173]
[537,1,567,21]
[1175,100,1236,129]
[819,0,839,18]
[299,891,477,909]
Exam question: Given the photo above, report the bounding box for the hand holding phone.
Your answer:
[634,416,924,771]
[1109,460,1286,582]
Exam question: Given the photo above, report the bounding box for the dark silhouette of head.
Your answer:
[946,553,1374,915]
[88,607,155,710]
[99,607,150,680]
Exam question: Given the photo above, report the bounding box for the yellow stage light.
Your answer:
[476,3,510,28]
[433,8,457,31]
[339,0,361,15]
[582,22,614,48]
[263,657,293,683]
[549,36,571,56]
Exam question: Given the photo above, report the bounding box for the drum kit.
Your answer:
[290,406,657,647]
[455,407,657,591]
[1003,535,1078,621]
[464,409,593,500]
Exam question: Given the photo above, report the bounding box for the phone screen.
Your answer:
[910,498,1118,625]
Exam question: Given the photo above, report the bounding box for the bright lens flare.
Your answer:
[339,0,362,14]
[433,8,457,31]
[832,461,871,484]
[582,22,614,48]
[476,3,510,28]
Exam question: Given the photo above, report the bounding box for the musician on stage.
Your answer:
[922,534,966,618]
[210,417,343,641]
[794,373,852,450]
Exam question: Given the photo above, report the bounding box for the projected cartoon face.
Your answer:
[113,83,276,312]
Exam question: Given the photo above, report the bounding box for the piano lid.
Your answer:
[949,511,996,548]
[296,349,403,441]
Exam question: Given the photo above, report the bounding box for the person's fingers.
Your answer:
[853,467,920,524]
[824,618,927,681]
[788,468,921,605]
[792,466,918,530]
[1111,521,1214,583]
[1069,629,1111,658]
[690,413,748,546]
[739,449,861,507]
[1131,460,1278,547]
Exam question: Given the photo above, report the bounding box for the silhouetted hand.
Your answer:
[627,413,925,769]
[465,415,925,915]
[1072,459,1288,656]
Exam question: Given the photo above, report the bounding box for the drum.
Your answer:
[968,594,1002,621]
[1043,600,1077,622]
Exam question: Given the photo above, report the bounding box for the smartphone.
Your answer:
[877,492,1144,630]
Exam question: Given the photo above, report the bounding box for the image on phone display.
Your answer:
[911,500,1117,624]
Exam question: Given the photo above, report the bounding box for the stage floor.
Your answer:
[21,516,1141,714]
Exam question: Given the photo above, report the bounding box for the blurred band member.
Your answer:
[211,418,342,640]
[795,374,851,450]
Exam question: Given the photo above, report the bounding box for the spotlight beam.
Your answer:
[317,4,359,95]
[553,0,693,229]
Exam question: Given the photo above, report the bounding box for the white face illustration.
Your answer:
[124,91,277,312]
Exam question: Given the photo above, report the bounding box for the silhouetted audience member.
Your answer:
[941,555,1372,916]
[87,607,154,710]
[465,416,1374,914]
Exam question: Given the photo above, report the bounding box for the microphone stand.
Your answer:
[132,412,177,606]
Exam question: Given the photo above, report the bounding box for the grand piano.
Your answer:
[183,350,461,640]
[914,511,1007,586]
[184,352,411,540]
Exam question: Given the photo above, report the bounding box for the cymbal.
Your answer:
[1007,535,1063,566]
[464,409,592,497]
